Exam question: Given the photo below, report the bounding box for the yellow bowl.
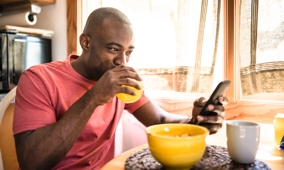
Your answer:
[116,82,143,103]
[146,124,209,170]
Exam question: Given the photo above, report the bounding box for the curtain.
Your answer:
[239,0,284,96]
[87,0,222,94]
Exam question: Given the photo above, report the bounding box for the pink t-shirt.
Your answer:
[13,55,149,170]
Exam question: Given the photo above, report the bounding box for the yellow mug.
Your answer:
[116,82,144,103]
[274,113,284,148]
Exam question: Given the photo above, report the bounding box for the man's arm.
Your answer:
[14,89,99,170]
[132,97,226,134]
[132,100,191,127]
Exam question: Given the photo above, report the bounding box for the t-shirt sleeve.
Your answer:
[124,92,150,113]
[13,69,56,135]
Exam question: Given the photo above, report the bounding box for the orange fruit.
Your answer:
[116,82,144,103]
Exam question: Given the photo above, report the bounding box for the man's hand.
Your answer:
[191,96,228,134]
[90,65,143,105]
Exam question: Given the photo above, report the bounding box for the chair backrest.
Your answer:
[0,87,18,170]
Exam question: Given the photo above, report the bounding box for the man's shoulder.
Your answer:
[27,59,68,73]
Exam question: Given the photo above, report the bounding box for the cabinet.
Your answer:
[30,0,56,5]
[0,0,56,16]
[0,0,56,5]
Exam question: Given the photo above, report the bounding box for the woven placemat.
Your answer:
[125,145,271,170]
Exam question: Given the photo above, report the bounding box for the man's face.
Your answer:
[85,18,135,80]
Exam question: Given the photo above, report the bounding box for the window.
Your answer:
[76,0,284,104]
[235,0,284,103]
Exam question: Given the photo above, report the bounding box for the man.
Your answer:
[13,7,226,170]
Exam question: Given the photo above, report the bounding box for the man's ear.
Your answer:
[79,34,90,51]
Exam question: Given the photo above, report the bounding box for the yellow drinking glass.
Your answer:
[274,113,284,147]
[116,82,144,103]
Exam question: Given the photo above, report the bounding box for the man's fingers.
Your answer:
[198,123,222,134]
[193,97,207,107]
[197,115,223,124]
[218,96,228,105]
[212,105,225,113]
[195,96,229,108]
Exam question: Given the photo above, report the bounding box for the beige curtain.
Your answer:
[88,0,222,94]
[135,0,222,93]
[239,0,284,96]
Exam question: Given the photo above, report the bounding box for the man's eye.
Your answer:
[109,48,118,52]
[126,51,133,55]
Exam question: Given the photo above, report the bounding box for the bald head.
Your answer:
[83,7,132,36]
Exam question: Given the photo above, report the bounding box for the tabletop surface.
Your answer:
[101,122,284,170]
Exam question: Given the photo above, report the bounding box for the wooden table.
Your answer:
[101,122,284,170]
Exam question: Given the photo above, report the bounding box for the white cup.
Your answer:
[226,120,260,164]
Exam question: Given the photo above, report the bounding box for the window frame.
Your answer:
[224,0,236,102]
[227,0,284,104]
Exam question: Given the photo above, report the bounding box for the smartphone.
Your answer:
[190,80,231,124]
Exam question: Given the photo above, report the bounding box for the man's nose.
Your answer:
[115,52,127,66]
